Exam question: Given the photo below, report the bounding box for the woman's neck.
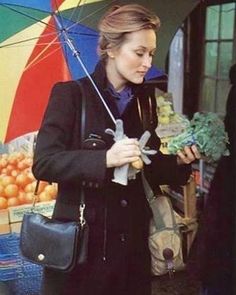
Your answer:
[105,60,126,92]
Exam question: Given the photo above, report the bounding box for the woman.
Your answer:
[33,4,200,295]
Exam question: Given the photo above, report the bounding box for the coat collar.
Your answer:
[91,60,146,97]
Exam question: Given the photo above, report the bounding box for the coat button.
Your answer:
[120,199,128,207]
[120,233,126,242]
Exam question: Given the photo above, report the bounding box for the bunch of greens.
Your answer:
[168,112,229,163]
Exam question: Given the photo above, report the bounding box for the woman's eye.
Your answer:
[136,52,144,57]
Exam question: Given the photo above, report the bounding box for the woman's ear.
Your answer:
[107,52,115,58]
[107,47,116,59]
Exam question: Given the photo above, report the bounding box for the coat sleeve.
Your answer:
[144,117,191,188]
[32,81,107,187]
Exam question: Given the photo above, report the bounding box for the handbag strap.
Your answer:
[32,81,87,225]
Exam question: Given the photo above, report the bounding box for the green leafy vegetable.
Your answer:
[168,112,229,162]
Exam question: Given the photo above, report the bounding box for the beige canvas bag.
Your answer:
[142,173,185,276]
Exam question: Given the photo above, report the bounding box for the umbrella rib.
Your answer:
[66,0,84,24]
[24,46,62,72]
[65,0,88,28]
[0,32,59,49]
[24,34,62,71]
[61,1,114,33]
[53,0,83,27]
[76,1,117,24]
[69,32,98,37]
[0,41,66,49]
[0,3,55,30]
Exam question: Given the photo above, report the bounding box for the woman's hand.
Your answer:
[106,138,141,168]
[177,145,201,165]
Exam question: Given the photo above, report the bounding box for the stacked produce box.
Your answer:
[155,93,189,154]
[0,133,57,234]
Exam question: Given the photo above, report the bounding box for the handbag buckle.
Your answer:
[38,253,45,261]
[79,203,86,226]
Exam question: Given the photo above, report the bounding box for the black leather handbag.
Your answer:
[20,81,89,272]
[20,192,89,272]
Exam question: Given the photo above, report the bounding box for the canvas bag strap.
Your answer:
[138,95,177,230]
[141,171,178,230]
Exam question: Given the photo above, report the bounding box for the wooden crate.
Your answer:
[0,209,10,234]
[162,176,198,254]
[0,200,55,234]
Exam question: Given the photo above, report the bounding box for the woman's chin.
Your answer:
[130,77,144,84]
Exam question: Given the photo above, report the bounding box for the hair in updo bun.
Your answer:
[97,4,160,60]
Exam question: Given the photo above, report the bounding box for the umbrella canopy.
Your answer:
[0,0,198,144]
[0,0,104,143]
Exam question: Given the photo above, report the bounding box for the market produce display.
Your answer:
[155,94,190,154]
[168,112,229,163]
[0,152,57,209]
[156,94,189,126]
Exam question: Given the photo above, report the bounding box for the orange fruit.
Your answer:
[38,181,48,193]
[5,164,15,176]
[1,176,15,187]
[1,168,7,174]
[17,160,28,171]
[11,170,18,178]
[8,154,18,165]
[39,191,52,202]
[24,157,33,167]
[16,173,32,188]
[26,171,35,181]
[16,152,25,161]
[24,192,35,204]
[7,197,20,207]
[0,158,8,169]
[44,184,57,199]
[0,184,5,196]
[24,183,33,193]
[30,181,47,194]
[0,197,8,209]
[4,184,19,198]
[18,191,26,205]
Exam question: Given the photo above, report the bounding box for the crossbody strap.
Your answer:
[33,81,87,225]
[77,81,86,224]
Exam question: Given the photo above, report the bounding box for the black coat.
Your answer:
[33,61,191,295]
[187,64,236,294]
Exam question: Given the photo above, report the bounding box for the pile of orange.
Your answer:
[0,152,57,210]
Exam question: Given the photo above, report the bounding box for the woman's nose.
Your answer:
[142,55,152,68]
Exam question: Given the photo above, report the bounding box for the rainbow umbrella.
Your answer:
[0,0,165,144]
[0,0,105,143]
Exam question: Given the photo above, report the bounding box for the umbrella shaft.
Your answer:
[76,55,116,125]
[53,14,116,125]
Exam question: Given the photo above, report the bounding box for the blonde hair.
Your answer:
[98,4,160,60]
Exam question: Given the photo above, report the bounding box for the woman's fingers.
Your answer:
[177,145,201,165]
[191,145,201,159]
[106,138,141,168]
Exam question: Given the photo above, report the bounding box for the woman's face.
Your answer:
[107,29,156,91]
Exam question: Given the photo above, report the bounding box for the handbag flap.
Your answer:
[20,213,79,271]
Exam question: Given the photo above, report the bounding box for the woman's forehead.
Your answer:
[123,29,156,49]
